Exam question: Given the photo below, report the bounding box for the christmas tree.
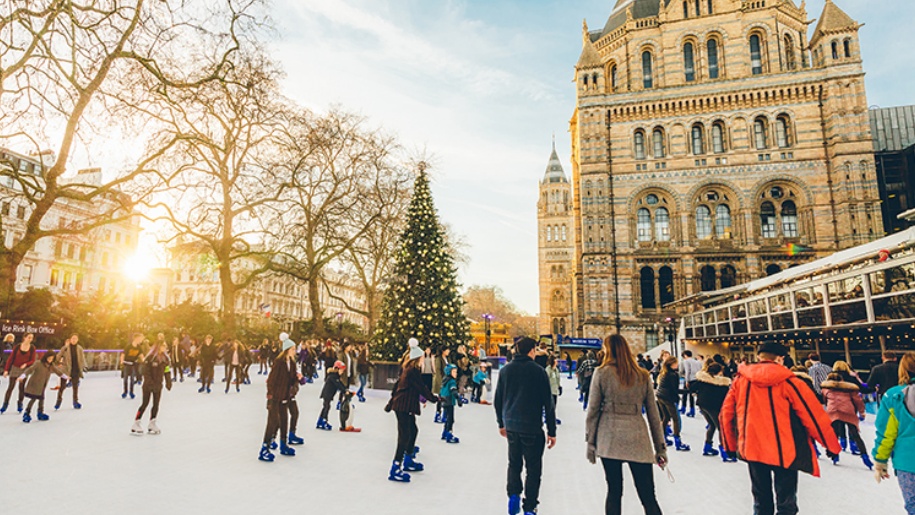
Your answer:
[372,165,470,361]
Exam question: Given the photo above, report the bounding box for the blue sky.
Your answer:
[269,0,915,315]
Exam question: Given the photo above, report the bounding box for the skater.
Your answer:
[18,351,68,423]
[585,334,665,515]
[821,372,873,468]
[2,333,37,413]
[384,338,438,483]
[257,338,271,375]
[356,342,372,401]
[421,346,434,400]
[655,357,689,451]
[546,356,561,424]
[577,351,597,409]
[198,335,217,393]
[224,340,245,393]
[55,333,86,410]
[689,362,731,459]
[565,352,574,379]
[433,348,447,423]
[169,336,186,383]
[873,351,915,514]
[318,361,359,432]
[806,353,832,397]
[120,333,143,399]
[868,351,900,406]
[473,362,491,405]
[131,340,171,435]
[439,363,462,443]
[679,350,700,417]
[186,338,199,377]
[494,337,557,515]
[720,342,841,515]
[259,334,303,462]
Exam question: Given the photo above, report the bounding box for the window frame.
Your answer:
[750,33,764,75]
[684,42,696,82]
[707,38,720,79]
[642,51,654,89]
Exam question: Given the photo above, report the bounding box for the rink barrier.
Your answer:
[2,349,124,372]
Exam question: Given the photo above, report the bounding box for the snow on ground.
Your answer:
[0,370,905,514]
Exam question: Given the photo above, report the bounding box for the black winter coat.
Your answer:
[655,370,681,404]
[387,366,437,415]
[493,355,556,437]
[320,371,347,401]
[869,360,899,396]
[688,370,730,412]
[143,350,171,393]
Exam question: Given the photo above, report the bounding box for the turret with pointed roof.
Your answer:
[811,0,861,46]
[576,20,603,70]
[543,139,568,184]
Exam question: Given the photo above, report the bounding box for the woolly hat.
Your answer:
[408,337,419,348]
[281,333,295,352]
[757,341,788,357]
[408,344,424,361]
[279,332,289,342]
[333,360,346,370]
[444,363,457,376]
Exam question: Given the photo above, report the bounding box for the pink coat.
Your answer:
[821,380,865,428]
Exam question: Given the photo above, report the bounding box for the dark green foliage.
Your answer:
[372,170,470,361]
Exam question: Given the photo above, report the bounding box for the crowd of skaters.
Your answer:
[1,328,914,515]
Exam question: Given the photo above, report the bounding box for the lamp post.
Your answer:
[482,313,494,353]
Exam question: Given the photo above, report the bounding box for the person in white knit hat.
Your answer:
[384,338,439,483]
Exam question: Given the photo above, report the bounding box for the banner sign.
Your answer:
[0,320,62,337]
[559,337,602,349]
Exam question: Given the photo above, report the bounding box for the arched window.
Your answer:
[700,265,717,292]
[546,226,552,242]
[582,75,589,88]
[561,225,567,241]
[683,1,689,18]
[634,130,646,159]
[720,265,737,289]
[716,204,732,238]
[784,34,796,70]
[637,208,652,242]
[754,117,768,150]
[712,122,726,153]
[707,0,713,14]
[642,51,653,89]
[552,319,560,335]
[750,34,764,75]
[653,128,666,158]
[610,65,618,90]
[684,42,696,82]
[760,201,777,238]
[776,115,791,148]
[843,39,851,58]
[766,264,782,276]
[831,41,839,60]
[691,123,705,155]
[641,267,656,309]
[707,39,720,79]
[696,205,712,239]
[694,0,701,15]
[656,207,671,241]
[592,73,598,87]
[659,266,675,306]
[781,201,798,237]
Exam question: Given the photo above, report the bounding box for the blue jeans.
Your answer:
[900,470,915,515]
[357,374,368,396]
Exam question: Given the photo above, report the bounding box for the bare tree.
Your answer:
[144,50,285,331]
[269,109,403,336]
[321,159,412,336]
[0,0,263,303]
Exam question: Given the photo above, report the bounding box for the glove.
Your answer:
[859,414,866,422]
[875,462,890,484]
[655,450,668,469]
[586,444,596,464]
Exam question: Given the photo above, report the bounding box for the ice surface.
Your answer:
[0,371,904,514]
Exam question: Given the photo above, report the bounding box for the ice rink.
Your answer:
[0,370,905,514]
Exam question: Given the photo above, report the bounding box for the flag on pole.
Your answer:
[258,303,272,318]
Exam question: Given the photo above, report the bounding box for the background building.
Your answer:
[564,0,881,351]
[537,142,575,337]
[0,148,141,301]
[870,105,915,235]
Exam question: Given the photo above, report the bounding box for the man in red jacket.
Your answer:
[720,342,840,515]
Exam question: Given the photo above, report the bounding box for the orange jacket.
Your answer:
[720,361,840,477]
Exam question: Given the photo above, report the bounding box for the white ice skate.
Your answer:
[131,420,144,436]
[148,419,161,435]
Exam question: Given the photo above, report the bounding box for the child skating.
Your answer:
[18,351,68,423]
[131,342,172,435]
[440,364,461,443]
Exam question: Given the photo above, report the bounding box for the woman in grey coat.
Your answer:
[586,334,666,515]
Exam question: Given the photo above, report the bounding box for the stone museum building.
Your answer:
[543,0,882,350]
